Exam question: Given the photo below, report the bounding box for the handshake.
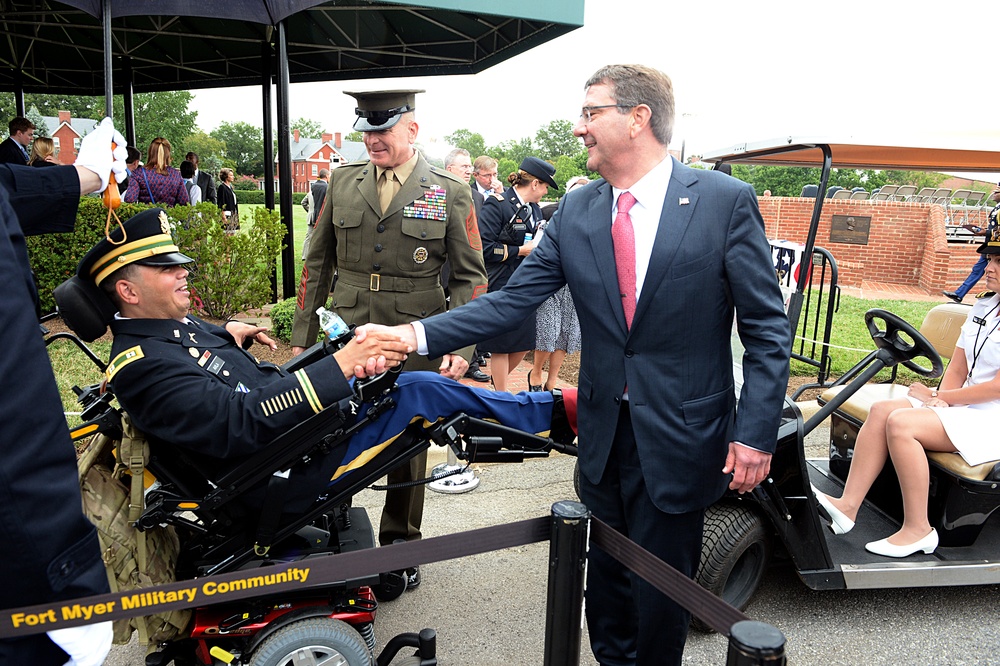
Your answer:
[336,323,419,380]
[335,323,469,380]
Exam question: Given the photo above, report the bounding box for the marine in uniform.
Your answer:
[290,90,488,562]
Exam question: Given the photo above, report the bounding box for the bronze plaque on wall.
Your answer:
[829,215,871,245]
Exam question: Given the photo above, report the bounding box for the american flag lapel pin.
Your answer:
[679,197,690,205]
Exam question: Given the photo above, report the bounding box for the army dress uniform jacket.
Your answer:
[292,153,487,370]
[107,316,355,504]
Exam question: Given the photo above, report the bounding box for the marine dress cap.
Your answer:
[78,207,194,286]
[519,156,559,189]
[345,89,424,132]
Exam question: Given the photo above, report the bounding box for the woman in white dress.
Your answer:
[814,242,1000,558]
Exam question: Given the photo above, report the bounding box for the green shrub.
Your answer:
[26,198,153,314]
[172,203,286,319]
[268,295,330,343]
[234,190,306,206]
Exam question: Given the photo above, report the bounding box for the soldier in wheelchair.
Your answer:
[62,208,578,664]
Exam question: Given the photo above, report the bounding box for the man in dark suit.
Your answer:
[381,64,790,665]
[185,151,217,204]
[0,116,35,165]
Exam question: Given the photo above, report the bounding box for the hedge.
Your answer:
[27,198,285,319]
[235,190,307,206]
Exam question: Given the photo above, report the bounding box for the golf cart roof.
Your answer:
[701,135,1000,174]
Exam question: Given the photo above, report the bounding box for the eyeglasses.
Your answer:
[579,105,633,123]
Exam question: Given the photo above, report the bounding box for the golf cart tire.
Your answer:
[692,503,771,633]
[248,617,372,666]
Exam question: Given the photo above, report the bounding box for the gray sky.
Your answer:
[189,0,1000,162]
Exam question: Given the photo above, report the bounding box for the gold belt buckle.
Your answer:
[369,273,381,291]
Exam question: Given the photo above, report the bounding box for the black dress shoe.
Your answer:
[527,369,544,392]
[405,566,420,590]
[464,368,490,382]
[942,290,963,304]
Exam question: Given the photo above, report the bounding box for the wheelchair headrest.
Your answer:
[53,275,117,342]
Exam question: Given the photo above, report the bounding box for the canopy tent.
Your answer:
[2,0,583,94]
[1,0,584,296]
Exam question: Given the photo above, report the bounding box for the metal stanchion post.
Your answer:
[726,620,786,665]
[428,447,480,494]
[543,500,589,666]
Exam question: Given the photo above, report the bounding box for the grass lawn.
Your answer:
[790,293,938,384]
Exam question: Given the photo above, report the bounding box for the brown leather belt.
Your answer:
[337,268,441,293]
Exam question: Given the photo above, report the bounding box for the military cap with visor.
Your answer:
[78,207,194,287]
[345,89,424,132]
[519,156,559,189]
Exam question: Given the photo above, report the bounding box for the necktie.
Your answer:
[379,168,398,214]
[612,191,638,328]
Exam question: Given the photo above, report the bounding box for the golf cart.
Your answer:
[689,136,1000,625]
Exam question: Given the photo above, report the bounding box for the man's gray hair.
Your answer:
[585,64,674,147]
[444,147,471,168]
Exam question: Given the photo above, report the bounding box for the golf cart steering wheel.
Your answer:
[864,308,943,378]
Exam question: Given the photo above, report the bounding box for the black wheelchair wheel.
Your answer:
[248,617,372,666]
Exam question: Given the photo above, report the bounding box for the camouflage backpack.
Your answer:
[77,414,192,646]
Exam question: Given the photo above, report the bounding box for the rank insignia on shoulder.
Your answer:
[106,346,144,381]
[491,193,504,200]
[976,290,996,299]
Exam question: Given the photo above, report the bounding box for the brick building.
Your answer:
[39,111,98,165]
[277,130,368,192]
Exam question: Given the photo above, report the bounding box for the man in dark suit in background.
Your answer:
[0,117,35,165]
[381,64,790,665]
[444,147,489,382]
[185,151,217,204]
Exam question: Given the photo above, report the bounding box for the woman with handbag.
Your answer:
[123,137,189,207]
[477,156,558,391]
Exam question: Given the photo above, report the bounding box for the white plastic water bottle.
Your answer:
[316,306,348,341]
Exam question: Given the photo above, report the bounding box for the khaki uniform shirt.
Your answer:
[291,151,487,371]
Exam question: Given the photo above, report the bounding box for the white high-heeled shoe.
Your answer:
[865,529,938,558]
[811,484,855,535]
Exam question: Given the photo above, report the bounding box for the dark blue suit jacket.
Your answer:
[423,159,790,512]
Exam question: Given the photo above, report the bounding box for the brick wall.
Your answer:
[757,197,978,290]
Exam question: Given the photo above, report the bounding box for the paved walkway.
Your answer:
[839,280,950,303]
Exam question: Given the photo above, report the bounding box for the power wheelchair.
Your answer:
[49,275,575,666]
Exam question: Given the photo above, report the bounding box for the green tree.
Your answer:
[111,91,197,161]
[291,117,324,138]
[445,129,487,160]
[534,120,579,161]
[211,121,265,177]
[181,132,227,177]
[345,131,363,143]
[26,106,48,137]
[490,137,534,169]
[551,154,586,196]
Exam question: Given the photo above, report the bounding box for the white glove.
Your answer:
[47,621,113,666]
[74,117,128,193]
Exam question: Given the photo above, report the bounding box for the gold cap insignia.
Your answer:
[159,211,170,234]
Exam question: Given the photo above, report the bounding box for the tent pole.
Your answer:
[262,40,277,302]
[276,20,295,298]
[102,0,113,118]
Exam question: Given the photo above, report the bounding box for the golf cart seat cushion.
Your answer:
[819,383,910,423]
[927,451,1000,482]
[919,302,971,361]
